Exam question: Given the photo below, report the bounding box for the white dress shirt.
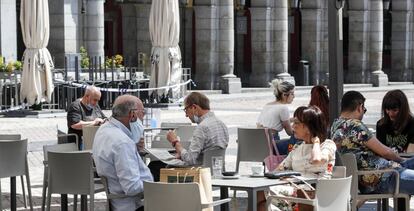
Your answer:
[93,117,153,211]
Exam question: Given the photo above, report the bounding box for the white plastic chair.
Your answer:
[266,176,352,211]
[42,143,78,211]
[341,153,410,211]
[82,125,100,150]
[144,181,231,211]
[46,151,104,211]
[0,139,33,211]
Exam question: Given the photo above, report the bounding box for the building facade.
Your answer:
[2,0,414,90]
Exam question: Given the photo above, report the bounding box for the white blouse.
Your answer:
[280,139,337,178]
[257,104,290,131]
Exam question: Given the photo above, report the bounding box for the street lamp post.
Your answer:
[328,0,344,123]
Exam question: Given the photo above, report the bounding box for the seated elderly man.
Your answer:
[67,85,106,149]
[149,92,229,181]
[93,95,153,211]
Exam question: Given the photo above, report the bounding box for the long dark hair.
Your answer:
[379,89,413,133]
[309,85,329,126]
[294,105,328,142]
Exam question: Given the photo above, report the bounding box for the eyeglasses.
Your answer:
[183,104,193,112]
[362,104,367,114]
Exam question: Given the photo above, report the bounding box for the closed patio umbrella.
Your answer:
[149,0,182,98]
[20,0,54,105]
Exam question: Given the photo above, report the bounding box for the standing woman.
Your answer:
[376,89,414,153]
[309,85,330,128]
[257,79,295,154]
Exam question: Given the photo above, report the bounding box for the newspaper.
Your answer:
[144,148,187,166]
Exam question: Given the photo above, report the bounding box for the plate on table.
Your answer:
[249,174,264,178]
[221,175,240,179]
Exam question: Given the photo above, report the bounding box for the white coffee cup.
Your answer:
[251,165,264,175]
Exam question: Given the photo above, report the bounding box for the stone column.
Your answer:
[369,0,388,86]
[193,1,219,90]
[218,0,241,93]
[182,7,193,69]
[49,0,80,68]
[274,0,294,84]
[0,0,17,61]
[391,0,413,81]
[85,0,105,59]
[250,1,274,86]
[135,3,152,58]
[301,0,328,85]
[121,5,138,65]
[347,0,370,83]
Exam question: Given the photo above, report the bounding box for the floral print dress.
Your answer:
[331,117,399,193]
[267,140,336,211]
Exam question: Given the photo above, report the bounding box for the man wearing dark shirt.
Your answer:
[67,86,106,149]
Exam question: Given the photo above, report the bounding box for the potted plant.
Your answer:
[0,56,23,79]
[105,54,124,79]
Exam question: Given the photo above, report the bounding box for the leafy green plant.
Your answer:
[0,56,5,72]
[105,54,124,68]
[80,46,90,68]
[13,61,22,71]
[0,56,23,72]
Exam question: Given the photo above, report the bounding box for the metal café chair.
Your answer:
[144,181,231,211]
[42,143,78,211]
[100,175,143,211]
[341,153,410,211]
[82,125,100,150]
[236,128,270,173]
[202,148,226,174]
[0,139,33,211]
[0,134,30,209]
[266,176,352,211]
[46,151,104,211]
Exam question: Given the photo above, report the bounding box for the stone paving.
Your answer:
[2,84,414,210]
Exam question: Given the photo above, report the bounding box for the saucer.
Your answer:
[221,175,240,179]
[250,174,264,178]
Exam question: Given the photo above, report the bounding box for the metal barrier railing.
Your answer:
[0,55,192,113]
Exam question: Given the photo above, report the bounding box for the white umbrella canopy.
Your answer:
[149,0,182,98]
[20,0,54,105]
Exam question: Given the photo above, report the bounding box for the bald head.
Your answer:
[112,95,143,119]
[83,86,101,107]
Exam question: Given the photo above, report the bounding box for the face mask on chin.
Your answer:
[86,104,94,110]
[83,97,94,110]
[130,119,144,143]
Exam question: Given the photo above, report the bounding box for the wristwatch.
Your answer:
[171,140,179,147]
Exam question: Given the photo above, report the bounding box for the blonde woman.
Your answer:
[257,79,296,154]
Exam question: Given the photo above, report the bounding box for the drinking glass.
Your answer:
[211,156,224,179]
